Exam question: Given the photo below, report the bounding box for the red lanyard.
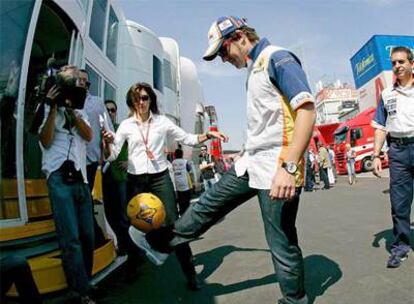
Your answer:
[137,118,154,160]
[137,118,151,146]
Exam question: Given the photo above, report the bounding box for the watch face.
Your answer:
[286,162,297,174]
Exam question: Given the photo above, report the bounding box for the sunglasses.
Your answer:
[106,107,116,113]
[218,38,232,58]
[201,149,207,152]
[136,95,150,102]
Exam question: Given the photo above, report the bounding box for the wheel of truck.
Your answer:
[362,157,373,172]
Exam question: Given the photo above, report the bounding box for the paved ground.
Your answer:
[36,173,412,304]
[88,174,413,304]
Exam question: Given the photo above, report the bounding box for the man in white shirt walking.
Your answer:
[371,46,414,268]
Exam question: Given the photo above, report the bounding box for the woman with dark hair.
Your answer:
[103,82,227,290]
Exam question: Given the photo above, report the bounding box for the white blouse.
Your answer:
[107,113,199,175]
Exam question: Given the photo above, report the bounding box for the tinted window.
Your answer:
[85,64,101,96]
[153,56,163,92]
[163,59,176,92]
[0,0,36,220]
[89,0,107,49]
[104,80,116,101]
[106,6,118,64]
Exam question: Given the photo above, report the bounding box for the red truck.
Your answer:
[333,107,388,175]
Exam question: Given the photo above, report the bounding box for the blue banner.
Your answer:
[350,35,414,89]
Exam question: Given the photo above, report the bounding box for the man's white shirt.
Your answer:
[39,105,90,183]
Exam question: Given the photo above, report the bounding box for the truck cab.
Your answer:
[334,107,388,174]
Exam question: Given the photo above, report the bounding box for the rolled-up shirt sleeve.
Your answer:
[268,50,314,110]
[371,97,387,130]
[107,123,126,162]
[164,116,199,146]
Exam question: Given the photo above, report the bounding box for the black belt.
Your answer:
[389,136,414,145]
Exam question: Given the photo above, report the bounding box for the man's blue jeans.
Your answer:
[170,167,308,303]
[47,171,94,296]
[388,142,413,250]
[203,178,216,192]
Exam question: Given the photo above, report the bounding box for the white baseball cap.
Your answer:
[203,16,248,61]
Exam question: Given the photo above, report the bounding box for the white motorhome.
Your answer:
[0,0,208,296]
[179,57,210,186]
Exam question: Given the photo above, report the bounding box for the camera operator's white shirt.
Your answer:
[84,93,114,164]
[107,113,199,175]
[39,105,90,183]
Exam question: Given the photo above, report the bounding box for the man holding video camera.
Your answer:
[39,65,96,304]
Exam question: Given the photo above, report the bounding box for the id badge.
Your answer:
[146,149,155,160]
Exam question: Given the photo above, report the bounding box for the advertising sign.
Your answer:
[350,35,414,89]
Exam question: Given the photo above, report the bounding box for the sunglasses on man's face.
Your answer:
[106,108,116,113]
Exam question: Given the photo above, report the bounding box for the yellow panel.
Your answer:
[7,241,117,296]
[92,239,116,274]
[92,169,103,203]
[2,179,48,198]
[0,219,56,242]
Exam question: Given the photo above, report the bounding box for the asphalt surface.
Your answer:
[36,173,413,304]
[89,173,412,304]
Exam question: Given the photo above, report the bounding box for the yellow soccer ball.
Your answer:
[127,193,166,233]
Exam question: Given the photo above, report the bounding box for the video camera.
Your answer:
[38,59,86,109]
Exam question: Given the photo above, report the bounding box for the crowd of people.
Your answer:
[1,15,413,304]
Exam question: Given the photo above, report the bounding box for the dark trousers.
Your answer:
[0,255,42,304]
[127,170,196,279]
[304,165,314,191]
[168,167,308,303]
[319,167,330,189]
[388,142,414,249]
[177,189,192,215]
[102,168,131,254]
[86,162,99,191]
[47,171,94,295]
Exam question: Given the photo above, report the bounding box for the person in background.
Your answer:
[213,155,227,181]
[304,149,314,192]
[199,144,216,191]
[77,69,114,190]
[317,142,330,189]
[101,100,132,256]
[102,82,227,290]
[132,16,316,304]
[328,145,337,179]
[172,148,194,215]
[371,46,414,268]
[345,143,356,185]
[78,69,113,248]
[38,65,95,304]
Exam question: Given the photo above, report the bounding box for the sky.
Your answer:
[118,0,414,150]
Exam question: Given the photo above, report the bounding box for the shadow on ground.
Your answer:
[372,225,414,254]
[304,254,342,304]
[95,244,275,304]
[92,247,343,304]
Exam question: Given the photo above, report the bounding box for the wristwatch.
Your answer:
[281,161,298,175]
